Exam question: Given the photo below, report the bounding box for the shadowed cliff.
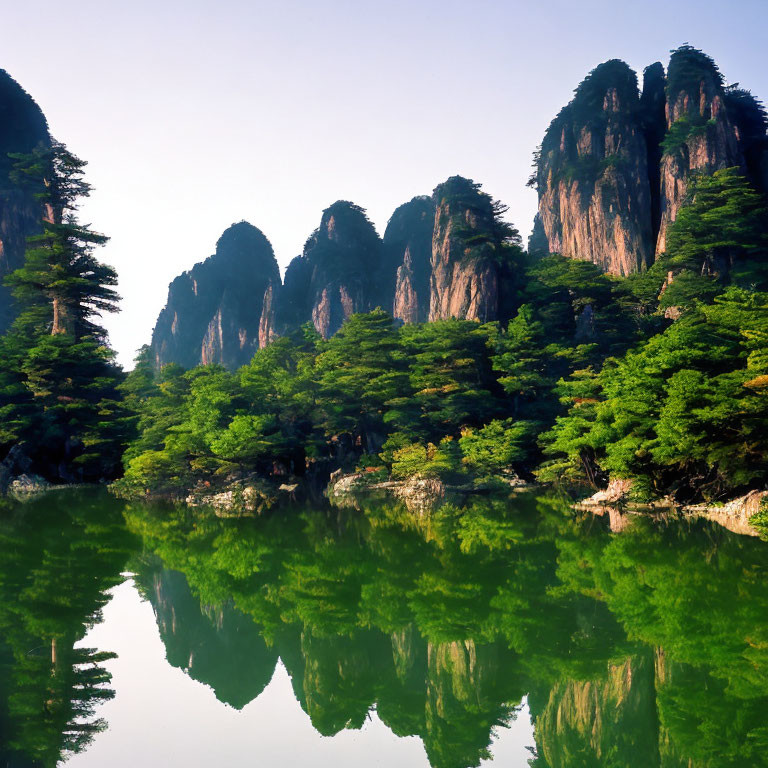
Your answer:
[150,221,280,369]
[0,69,51,332]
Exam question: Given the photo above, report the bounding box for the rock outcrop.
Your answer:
[152,180,520,368]
[0,70,51,332]
[384,196,435,324]
[429,176,517,323]
[534,46,768,274]
[277,201,382,339]
[151,221,280,369]
[534,60,657,276]
[656,47,747,253]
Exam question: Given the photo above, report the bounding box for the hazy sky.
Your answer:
[2,0,767,366]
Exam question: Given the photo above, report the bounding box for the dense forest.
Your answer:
[114,164,768,507]
[0,46,767,515]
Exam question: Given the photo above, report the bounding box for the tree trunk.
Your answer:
[52,296,74,336]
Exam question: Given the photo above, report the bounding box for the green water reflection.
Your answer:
[1,489,768,767]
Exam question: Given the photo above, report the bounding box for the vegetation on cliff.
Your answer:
[0,46,765,509]
[542,168,768,501]
[118,159,768,506]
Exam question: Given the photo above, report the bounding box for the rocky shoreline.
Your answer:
[327,469,530,513]
[576,478,768,537]
[5,460,765,540]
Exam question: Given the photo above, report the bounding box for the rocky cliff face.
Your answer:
[428,176,516,323]
[151,221,280,369]
[534,46,768,273]
[656,47,747,253]
[151,179,523,367]
[534,60,656,276]
[0,70,51,332]
[277,201,382,339]
[384,196,435,324]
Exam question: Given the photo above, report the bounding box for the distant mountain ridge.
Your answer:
[150,176,523,368]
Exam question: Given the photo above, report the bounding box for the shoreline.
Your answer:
[6,470,766,539]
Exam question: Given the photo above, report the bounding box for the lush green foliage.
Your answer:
[0,144,128,481]
[117,250,645,496]
[120,166,768,503]
[541,290,768,499]
[541,168,768,501]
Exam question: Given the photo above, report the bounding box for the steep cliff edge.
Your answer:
[151,221,280,369]
[0,70,51,332]
[534,60,656,276]
[429,176,520,323]
[277,201,382,339]
[386,196,435,324]
[534,46,768,272]
[656,46,744,253]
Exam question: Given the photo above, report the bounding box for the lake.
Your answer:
[1,488,767,767]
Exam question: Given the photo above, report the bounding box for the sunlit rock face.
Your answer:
[385,196,435,324]
[278,201,382,339]
[0,70,51,332]
[149,180,522,364]
[428,176,511,323]
[534,60,656,276]
[657,47,747,254]
[534,46,768,273]
[151,221,280,369]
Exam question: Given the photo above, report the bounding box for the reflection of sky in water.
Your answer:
[72,579,535,767]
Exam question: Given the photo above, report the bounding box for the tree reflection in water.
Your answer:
[2,489,768,767]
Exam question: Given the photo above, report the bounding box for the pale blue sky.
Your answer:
[2,0,766,365]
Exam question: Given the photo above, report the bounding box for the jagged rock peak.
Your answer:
[150,221,280,370]
[385,195,435,324]
[0,69,52,332]
[534,46,768,270]
[279,200,382,339]
[429,175,519,323]
[534,59,655,276]
[664,45,724,119]
[640,62,668,245]
[212,221,276,267]
[656,45,752,252]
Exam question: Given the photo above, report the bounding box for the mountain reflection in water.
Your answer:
[1,488,767,767]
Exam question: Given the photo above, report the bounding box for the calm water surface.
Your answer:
[1,488,767,767]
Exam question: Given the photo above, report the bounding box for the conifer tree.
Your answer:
[0,142,127,481]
